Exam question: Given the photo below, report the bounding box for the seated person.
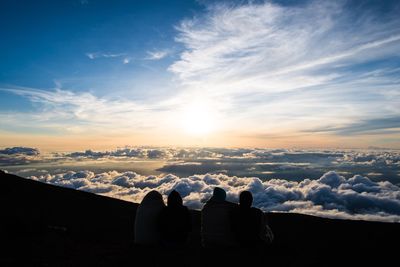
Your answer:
[159,190,192,247]
[231,191,274,247]
[201,187,238,247]
[134,190,165,245]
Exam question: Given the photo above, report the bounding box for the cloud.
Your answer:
[26,170,400,222]
[168,0,400,136]
[0,87,171,134]
[1,145,399,182]
[1,1,399,147]
[3,146,397,184]
[0,147,41,166]
[86,53,96,59]
[307,116,400,135]
[171,1,400,88]
[2,146,399,221]
[146,50,169,60]
[65,147,173,159]
[0,147,39,156]
[86,52,126,60]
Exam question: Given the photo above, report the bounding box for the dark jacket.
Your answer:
[159,191,192,246]
[201,199,238,247]
[231,206,273,247]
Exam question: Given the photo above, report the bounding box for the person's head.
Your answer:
[239,191,253,208]
[168,190,183,207]
[211,187,226,202]
[141,190,164,205]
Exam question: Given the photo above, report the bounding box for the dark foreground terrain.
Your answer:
[1,170,399,266]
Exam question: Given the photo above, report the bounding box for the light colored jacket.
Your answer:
[134,191,165,245]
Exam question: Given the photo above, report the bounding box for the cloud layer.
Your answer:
[28,169,400,223]
[2,146,399,185]
[0,147,41,166]
[63,147,400,185]
[0,147,39,156]
[2,146,399,222]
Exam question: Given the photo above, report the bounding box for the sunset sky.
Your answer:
[1,0,400,151]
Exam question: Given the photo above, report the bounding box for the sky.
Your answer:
[1,0,400,150]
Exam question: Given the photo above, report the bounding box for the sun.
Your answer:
[180,102,217,136]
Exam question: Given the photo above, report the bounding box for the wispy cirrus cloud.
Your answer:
[171,1,400,87]
[86,52,132,64]
[86,52,126,60]
[0,86,172,134]
[308,116,400,135]
[146,50,169,60]
[1,1,400,147]
[169,1,400,138]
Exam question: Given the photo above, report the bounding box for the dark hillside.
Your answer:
[1,170,399,266]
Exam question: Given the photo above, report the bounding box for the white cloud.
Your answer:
[171,2,400,88]
[2,1,399,145]
[0,87,173,134]
[27,169,400,223]
[86,53,96,59]
[169,1,400,134]
[146,50,169,60]
[86,52,126,60]
[2,146,399,222]
[3,146,399,185]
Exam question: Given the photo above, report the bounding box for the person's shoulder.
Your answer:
[227,200,238,206]
[250,207,263,215]
[182,205,190,213]
[204,199,221,206]
[224,201,238,209]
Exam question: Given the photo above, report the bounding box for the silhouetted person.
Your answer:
[232,191,274,247]
[159,190,192,247]
[201,187,238,247]
[134,190,165,245]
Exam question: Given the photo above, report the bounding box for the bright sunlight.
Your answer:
[180,101,217,136]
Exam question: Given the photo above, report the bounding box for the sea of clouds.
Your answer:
[27,170,400,223]
[1,146,400,222]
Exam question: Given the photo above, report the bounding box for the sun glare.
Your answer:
[180,102,217,136]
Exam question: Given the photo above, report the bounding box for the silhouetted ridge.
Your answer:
[1,170,399,266]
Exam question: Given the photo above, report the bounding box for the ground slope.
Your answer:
[1,170,399,266]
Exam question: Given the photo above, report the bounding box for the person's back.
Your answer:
[201,187,238,247]
[134,190,165,245]
[232,191,273,247]
[159,190,192,247]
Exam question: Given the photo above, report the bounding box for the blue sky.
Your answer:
[0,0,194,94]
[1,0,400,150]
